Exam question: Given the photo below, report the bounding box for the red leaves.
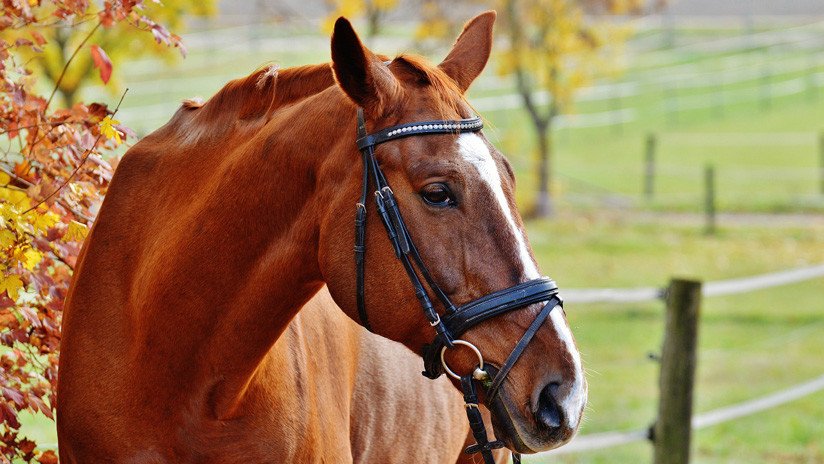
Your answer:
[0,2,182,464]
[2,1,192,461]
[1,386,25,407]
[0,400,21,429]
[30,31,46,47]
[90,44,113,84]
[39,450,58,464]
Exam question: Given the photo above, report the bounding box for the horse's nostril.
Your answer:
[535,382,563,430]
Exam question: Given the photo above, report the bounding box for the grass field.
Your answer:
[16,20,824,463]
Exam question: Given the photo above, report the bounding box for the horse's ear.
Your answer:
[331,17,400,116]
[438,11,496,93]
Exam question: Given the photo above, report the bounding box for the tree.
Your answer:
[1,2,191,461]
[6,0,215,106]
[494,0,644,217]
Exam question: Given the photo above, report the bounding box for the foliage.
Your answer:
[496,0,633,113]
[0,1,187,461]
[2,0,214,106]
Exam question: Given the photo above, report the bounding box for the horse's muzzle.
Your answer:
[487,381,581,454]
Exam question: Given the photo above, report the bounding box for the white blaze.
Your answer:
[456,134,539,280]
[457,133,586,429]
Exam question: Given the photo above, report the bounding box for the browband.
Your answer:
[357,116,484,151]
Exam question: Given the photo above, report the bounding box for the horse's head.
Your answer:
[318,12,586,453]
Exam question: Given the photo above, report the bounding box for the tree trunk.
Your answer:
[533,119,553,218]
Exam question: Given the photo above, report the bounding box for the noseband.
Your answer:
[354,108,563,464]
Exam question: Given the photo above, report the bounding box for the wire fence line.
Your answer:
[563,263,824,304]
[541,373,824,457]
[658,131,819,146]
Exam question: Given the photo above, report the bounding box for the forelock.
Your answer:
[390,54,465,117]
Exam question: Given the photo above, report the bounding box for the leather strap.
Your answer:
[355,109,373,332]
[460,375,504,464]
[445,279,559,336]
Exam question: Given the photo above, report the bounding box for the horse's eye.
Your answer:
[420,183,455,207]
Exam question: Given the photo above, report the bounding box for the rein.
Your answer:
[354,108,563,464]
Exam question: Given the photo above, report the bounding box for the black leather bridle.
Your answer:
[354,108,563,464]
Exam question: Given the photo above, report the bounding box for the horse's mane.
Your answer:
[159,63,336,146]
[157,53,464,147]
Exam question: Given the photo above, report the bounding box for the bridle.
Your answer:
[354,108,563,464]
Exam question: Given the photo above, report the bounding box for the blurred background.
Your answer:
[11,0,824,462]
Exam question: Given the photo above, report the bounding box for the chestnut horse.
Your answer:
[57,11,585,462]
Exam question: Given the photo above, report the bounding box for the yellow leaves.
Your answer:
[0,172,32,210]
[371,0,397,9]
[0,274,24,301]
[0,196,59,281]
[322,0,398,33]
[21,249,43,271]
[415,19,449,41]
[0,229,15,248]
[30,210,58,233]
[495,0,632,114]
[99,115,122,144]
[63,220,88,243]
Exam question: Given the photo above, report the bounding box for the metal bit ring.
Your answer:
[441,339,485,380]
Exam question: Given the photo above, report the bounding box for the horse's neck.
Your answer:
[71,84,356,420]
[181,92,358,417]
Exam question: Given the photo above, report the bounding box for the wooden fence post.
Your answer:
[704,165,716,235]
[645,133,657,200]
[819,131,824,195]
[653,279,702,464]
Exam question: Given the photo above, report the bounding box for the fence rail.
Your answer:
[544,373,824,456]
[564,263,824,304]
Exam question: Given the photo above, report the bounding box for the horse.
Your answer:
[57,11,586,462]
